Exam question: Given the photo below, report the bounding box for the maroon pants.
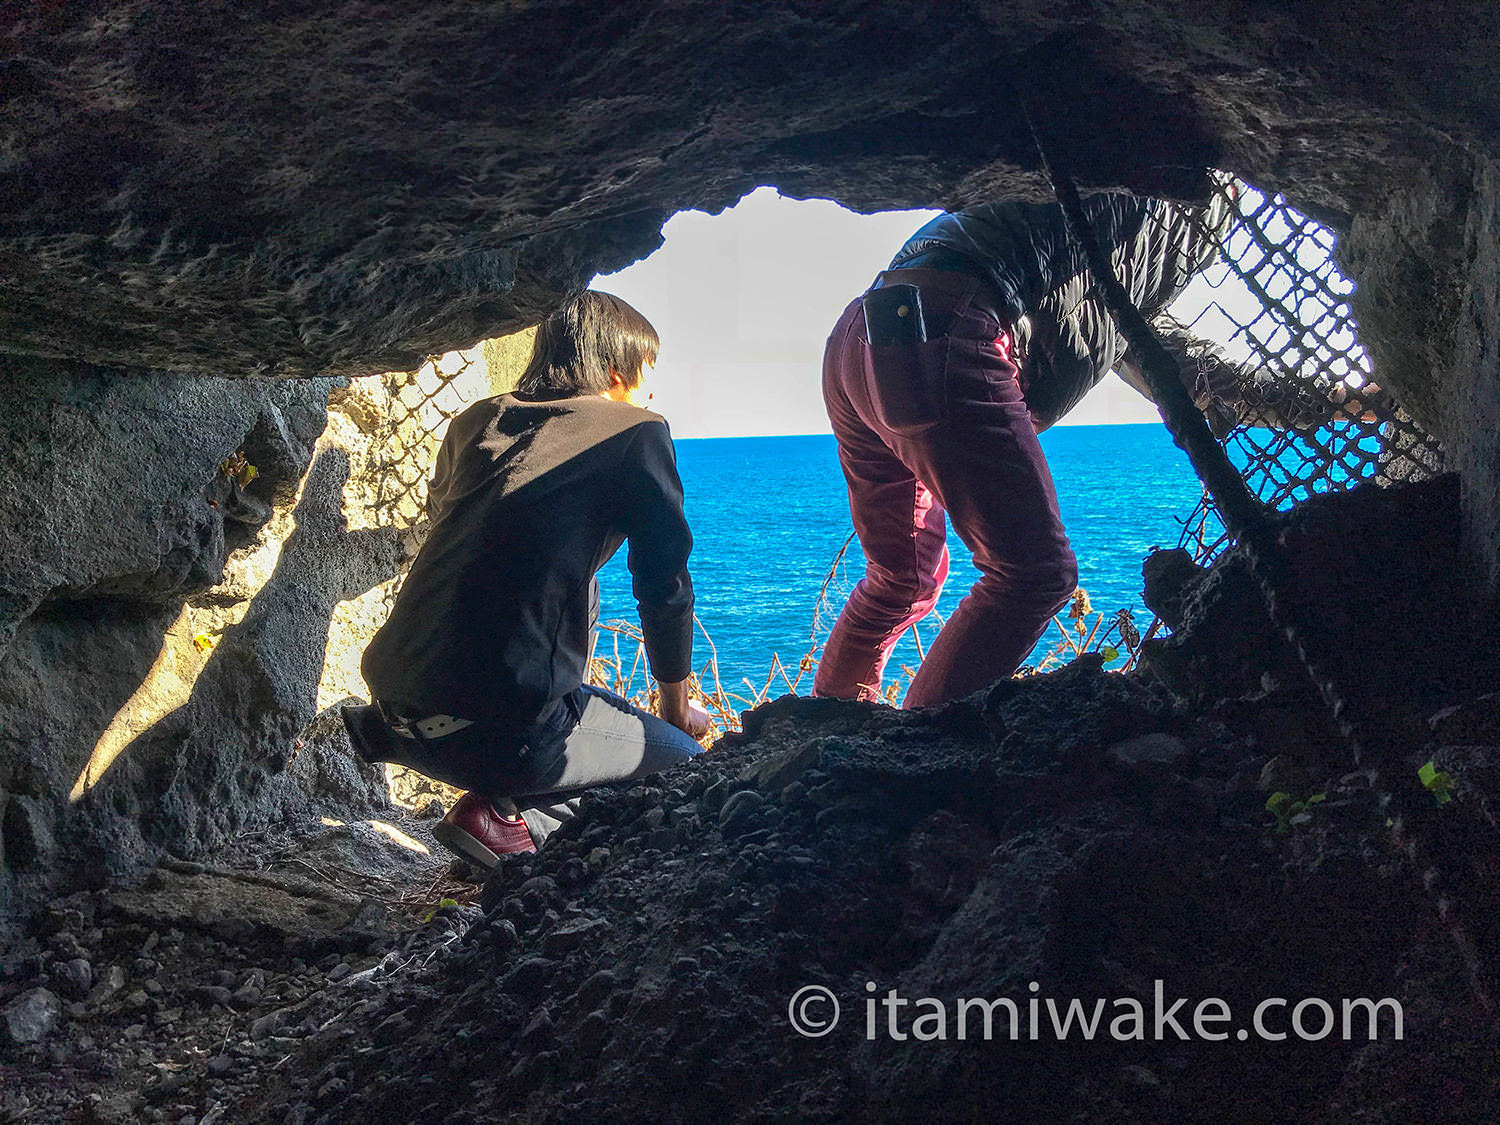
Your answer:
[813,269,1078,708]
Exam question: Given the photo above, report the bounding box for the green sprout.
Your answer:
[1265,790,1326,834]
[422,897,463,924]
[1417,760,1454,806]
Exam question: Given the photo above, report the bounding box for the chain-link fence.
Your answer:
[366,349,492,614]
[370,349,487,530]
[1168,175,1446,562]
[359,177,1445,686]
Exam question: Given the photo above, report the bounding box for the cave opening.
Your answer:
[3,2,1499,1112]
[352,175,1444,727]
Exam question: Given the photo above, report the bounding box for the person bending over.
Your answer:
[814,190,1336,709]
[344,291,708,866]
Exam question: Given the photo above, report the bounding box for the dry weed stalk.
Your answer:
[589,534,1152,728]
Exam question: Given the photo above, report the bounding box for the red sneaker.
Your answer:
[432,793,536,868]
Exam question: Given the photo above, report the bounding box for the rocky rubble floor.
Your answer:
[7,655,1494,1123]
[0,809,487,1124]
[248,670,1493,1125]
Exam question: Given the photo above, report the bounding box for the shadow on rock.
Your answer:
[78,448,402,878]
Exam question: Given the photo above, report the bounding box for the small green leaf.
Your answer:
[1418,760,1454,805]
[439,897,460,908]
[1101,645,1120,662]
[1265,790,1325,834]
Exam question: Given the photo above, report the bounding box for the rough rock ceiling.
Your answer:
[0,1,1497,378]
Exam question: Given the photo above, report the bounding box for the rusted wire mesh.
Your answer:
[1168,176,1446,562]
[370,350,487,531]
[367,349,490,612]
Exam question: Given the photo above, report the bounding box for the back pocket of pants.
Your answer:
[865,335,950,435]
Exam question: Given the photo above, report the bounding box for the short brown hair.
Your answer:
[517,291,659,396]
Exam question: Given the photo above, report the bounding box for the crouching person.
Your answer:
[343,292,708,866]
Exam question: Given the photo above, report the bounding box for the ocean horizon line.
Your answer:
[674,420,1166,442]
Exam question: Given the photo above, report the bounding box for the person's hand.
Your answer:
[658,679,712,739]
[683,699,712,739]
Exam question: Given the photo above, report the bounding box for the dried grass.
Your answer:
[588,534,1146,731]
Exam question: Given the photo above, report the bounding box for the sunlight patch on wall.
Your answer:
[69,605,203,802]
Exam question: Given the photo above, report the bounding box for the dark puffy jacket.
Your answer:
[891,192,1230,427]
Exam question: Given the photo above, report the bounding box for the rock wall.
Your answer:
[1343,154,1500,589]
[0,330,538,926]
[3,1,1500,926]
[0,7,1497,1109]
[0,359,324,656]
[0,358,385,924]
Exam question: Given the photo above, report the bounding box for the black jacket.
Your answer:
[362,393,693,727]
[891,192,1230,428]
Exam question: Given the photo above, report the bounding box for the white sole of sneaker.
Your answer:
[431,821,502,870]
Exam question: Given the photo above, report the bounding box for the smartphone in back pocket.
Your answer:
[859,284,948,434]
[862,284,926,347]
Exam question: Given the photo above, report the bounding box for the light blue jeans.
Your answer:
[500,685,703,842]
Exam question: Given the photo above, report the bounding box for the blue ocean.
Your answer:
[594,425,1206,704]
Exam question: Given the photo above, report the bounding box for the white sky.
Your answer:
[592,185,1226,439]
